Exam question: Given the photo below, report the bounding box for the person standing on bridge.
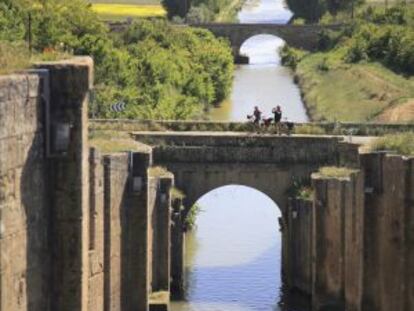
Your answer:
[272,105,282,134]
[253,106,262,126]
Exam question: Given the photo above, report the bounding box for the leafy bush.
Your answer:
[361,5,407,25]
[184,203,202,231]
[163,0,242,22]
[344,23,414,74]
[280,45,308,70]
[116,20,234,119]
[287,179,313,201]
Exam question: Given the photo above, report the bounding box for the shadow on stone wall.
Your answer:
[20,97,50,310]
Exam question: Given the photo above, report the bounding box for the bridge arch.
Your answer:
[239,34,286,64]
[192,24,341,62]
[188,183,282,215]
[166,161,302,219]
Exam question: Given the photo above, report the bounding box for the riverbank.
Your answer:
[283,3,414,123]
[293,53,414,122]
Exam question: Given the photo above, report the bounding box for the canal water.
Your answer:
[208,0,308,123]
[171,2,310,311]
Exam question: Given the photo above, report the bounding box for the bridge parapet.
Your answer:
[92,119,414,136]
[132,132,341,164]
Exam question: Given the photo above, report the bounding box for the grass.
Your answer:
[148,166,171,177]
[294,124,326,135]
[317,166,359,178]
[149,291,169,304]
[90,3,165,20]
[0,41,74,76]
[171,187,185,200]
[369,132,414,156]
[89,130,144,153]
[0,42,31,75]
[295,51,414,123]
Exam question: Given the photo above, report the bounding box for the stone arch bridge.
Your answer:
[108,21,341,63]
[132,131,350,215]
[191,23,341,62]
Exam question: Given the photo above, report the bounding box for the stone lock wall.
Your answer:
[0,72,49,311]
[361,153,414,311]
[0,58,94,311]
[0,60,174,311]
[284,153,413,311]
[311,172,364,311]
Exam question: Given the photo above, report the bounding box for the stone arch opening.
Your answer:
[239,34,286,65]
[182,180,286,219]
[174,184,284,310]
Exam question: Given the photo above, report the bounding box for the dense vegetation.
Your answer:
[287,0,364,23]
[0,0,234,120]
[162,0,244,22]
[281,4,414,122]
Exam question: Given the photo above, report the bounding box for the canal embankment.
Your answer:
[290,53,414,123]
[281,4,414,123]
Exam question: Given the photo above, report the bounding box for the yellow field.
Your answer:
[91,4,166,18]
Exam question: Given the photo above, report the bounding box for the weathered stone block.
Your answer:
[15,97,42,136]
[0,137,18,175]
[0,100,15,141]
[0,170,16,204]
[88,273,104,311]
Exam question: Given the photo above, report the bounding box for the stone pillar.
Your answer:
[147,171,173,311]
[127,152,152,311]
[361,153,408,311]
[312,176,346,311]
[286,198,313,295]
[171,198,185,299]
[88,148,105,311]
[343,173,364,311]
[40,57,93,311]
[406,158,414,311]
[312,170,363,311]
[155,177,173,292]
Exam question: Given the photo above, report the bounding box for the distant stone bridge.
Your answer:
[191,23,342,62]
[108,21,342,63]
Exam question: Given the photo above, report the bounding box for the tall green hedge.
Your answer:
[0,0,234,120]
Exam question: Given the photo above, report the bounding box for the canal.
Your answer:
[208,0,308,122]
[171,1,310,310]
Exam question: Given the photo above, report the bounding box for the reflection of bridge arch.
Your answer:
[191,23,341,62]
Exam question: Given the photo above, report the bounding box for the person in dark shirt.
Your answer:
[253,106,262,125]
[272,105,282,123]
[272,105,282,134]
